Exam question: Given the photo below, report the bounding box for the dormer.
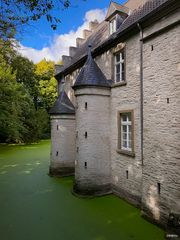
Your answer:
[105,1,130,35]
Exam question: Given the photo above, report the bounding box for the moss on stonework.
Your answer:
[73,182,112,197]
[49,166,74,177]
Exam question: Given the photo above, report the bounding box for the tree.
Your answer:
[0,45,52,143]
[36,59,57,110]
[0,0,71,41]
[11,55,39,108]
[0,52,37,143]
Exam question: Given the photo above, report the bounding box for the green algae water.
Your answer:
[0,140,164,240]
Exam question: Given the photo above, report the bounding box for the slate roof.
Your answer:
[56,0,174,78]
[66,20,109,70]
[73,46,111,89]
[49,90,75,115]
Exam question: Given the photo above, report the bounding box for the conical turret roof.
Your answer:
[49,90,75,115]
[73,45,111,90]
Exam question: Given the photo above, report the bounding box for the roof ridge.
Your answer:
[56,0,173,77]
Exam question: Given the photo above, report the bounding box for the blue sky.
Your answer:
[18,0,126,62]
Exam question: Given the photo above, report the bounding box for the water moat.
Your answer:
[0,140,164,240]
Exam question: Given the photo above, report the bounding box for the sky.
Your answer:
[18,0,126,63]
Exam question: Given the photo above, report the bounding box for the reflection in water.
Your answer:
[0,164,18,169]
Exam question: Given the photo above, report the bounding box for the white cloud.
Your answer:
[18,8,107,63]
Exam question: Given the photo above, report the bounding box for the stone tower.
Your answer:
[72,45,111,196]
[49,88,76,176]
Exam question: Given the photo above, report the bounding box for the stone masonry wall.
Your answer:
[50,115,76,176]
[62,34,143,202]
[64,69,80,105]
[142,23,180,225]
[74,88,111,195]
[60,8,179,224]
[110,34,142,206]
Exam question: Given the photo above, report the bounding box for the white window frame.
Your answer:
[121,113,132,151]
[114,51,125,83]
[109,18,116,35]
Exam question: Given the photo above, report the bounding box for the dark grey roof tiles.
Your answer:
[49,90,75,115]
[118,0,169,33]
[57,0,171,76]
[67,21,109,69]
[73,46,111,89]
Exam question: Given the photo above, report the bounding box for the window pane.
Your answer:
[127,113,131,121]
[116,64,120,74]
[116,74,120,82]
[121,71,125,81]
[110,22,113,34]
[121,51,124,60]
[121,114,127,122]
[123,141,127,148]
[122,125,127,133]
[110,19,116,34]
[113,19,116,32]
[116,54,120,62]
[120,112,133,151]
[122,62,124,71]
[123,133,127,140]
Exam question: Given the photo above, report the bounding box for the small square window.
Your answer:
[118,111,134,154]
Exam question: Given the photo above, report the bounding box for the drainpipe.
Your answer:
[137,22,144,167]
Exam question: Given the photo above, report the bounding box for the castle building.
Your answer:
[49,0,180,230]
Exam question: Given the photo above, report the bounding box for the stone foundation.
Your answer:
[49,166,74,177]
[112,185,141,208]
[73,182,112,197]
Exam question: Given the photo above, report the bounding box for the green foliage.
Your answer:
[11,55,39,107]
[0,44,57,143]
[0,53,35,143]
[36,59,57,110]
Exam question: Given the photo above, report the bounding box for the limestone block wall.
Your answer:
[95,50,113,80]
[142,24,180,225]
[143,8,180,39]
[64,69,80,105]
[74,87,111,195]
[110,34,142,206]
[50,115,76,176]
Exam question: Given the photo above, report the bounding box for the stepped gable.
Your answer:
[73,45,111,89]
[49,90,75,115]
[56,0,171,77]
[58,20,109,72]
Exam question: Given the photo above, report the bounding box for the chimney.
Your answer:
[89,20,99,32]
[76,37,85,48]
[62,55,72,66]
[69,46,78,58]
[83,29,92,40]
